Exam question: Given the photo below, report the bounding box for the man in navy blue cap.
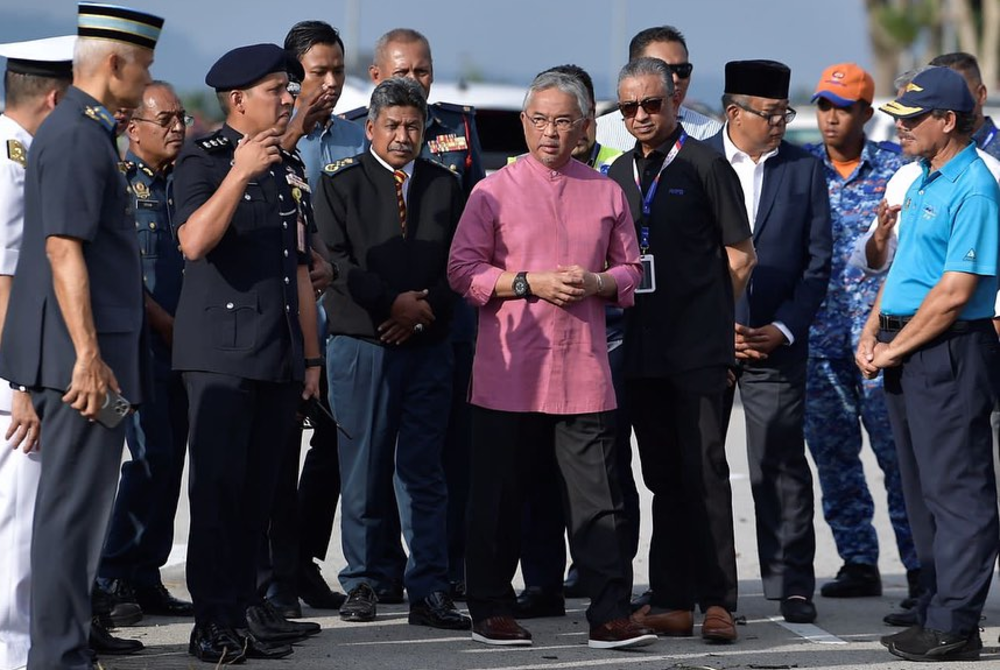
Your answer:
[172,43,323,663]
[859,66,1000,662]
[0,3,163,668]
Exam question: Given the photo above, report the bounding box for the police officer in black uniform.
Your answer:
[172,44,323,663]
[343,26,485,600]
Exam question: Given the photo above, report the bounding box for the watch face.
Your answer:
[513,277,527,297]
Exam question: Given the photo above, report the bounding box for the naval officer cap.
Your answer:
[205,43,305,92]
[77,2,165,51]
[0,35,75,78]
[725,60,791,100]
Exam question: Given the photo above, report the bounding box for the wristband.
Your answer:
[305,357,324,368]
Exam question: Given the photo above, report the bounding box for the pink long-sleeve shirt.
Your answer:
[447,154,641,415]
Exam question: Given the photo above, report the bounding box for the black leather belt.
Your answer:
[879,313,975,333]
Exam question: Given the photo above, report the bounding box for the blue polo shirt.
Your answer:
[882,142,999,319]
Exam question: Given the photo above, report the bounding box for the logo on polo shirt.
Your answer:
[964,248,977,261]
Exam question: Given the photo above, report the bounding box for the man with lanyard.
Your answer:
[800,64,918,609]
[608,56,755,642]
[859,66,1000,663]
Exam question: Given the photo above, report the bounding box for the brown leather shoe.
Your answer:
[631,604,693,637]
[701,606,737,643]
[588,618,658,649]
[471,616,532,646]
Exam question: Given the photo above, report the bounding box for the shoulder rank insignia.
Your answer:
[6,140,26,168]
[432,101,475,115]
[83,105,115,132]
[427,133,469,154]
[340,106,368,122]
[195,134,232,153]
[118,160,133,174]
[323,157,358,175]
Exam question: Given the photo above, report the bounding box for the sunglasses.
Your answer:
[667,62,693,79]
[618,97,666,119]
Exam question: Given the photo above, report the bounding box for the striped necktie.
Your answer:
[393,169,407,237]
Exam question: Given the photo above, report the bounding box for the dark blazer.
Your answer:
[704,131,832,356]
[313,151,464,345]
[171,124,310,383]
[0,87,148,402]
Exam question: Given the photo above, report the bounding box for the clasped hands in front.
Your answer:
[854,332,901,380]
[532,265,601,307]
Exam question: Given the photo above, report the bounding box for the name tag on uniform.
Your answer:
[136,199,160,210]
[636,254,656,294]
[427,134,468,154]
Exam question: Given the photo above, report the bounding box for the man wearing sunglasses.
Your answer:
[597,26,722,151]
[91,81,194,646]
[705,60,832,626]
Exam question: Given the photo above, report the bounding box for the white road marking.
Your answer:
[768,615,847,644]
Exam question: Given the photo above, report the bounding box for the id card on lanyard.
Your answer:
[633,132,686,293]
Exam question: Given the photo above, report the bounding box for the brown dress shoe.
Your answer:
[631,604,693,637]
[471,616,532,646]
[589,618,657,649]
[701,606,737,643]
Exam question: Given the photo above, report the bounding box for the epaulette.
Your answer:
[118,159,135,174]
[322,156,361,176]
[6,139,27,168]
[195,132,232,153]
[340,106,368,122]
[877,140,902,154]
[281,147,304,168]
[431,101,476,116]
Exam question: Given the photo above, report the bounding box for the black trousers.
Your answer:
[881,323,1000,635]
[724,354,816,600]
[184,371,300,627]
[465,407,632,626]
[27,389,127,670]
[629,367,737,612]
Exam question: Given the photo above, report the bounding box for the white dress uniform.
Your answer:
[0,35,75,670]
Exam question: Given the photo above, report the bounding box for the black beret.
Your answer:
[205,43,304,92]
[725,60,791,100]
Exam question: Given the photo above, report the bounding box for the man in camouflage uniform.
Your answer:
[803,64,918,602]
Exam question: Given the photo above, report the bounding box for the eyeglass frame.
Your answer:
[131,111,194,128]
[617,97,667,119]
[524,113,586,133]
[666,62,694,79]
[732,101,796,127]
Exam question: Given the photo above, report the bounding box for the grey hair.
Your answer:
[73,36,142,79]
[368,76,427,123]
[522,70,589,117]
[618,57,675,97]
[894,67,930,92]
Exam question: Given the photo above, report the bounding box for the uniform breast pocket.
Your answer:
[234,185,269,232]
[205,292,259,351]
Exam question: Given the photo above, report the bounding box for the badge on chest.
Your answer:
[427,133,468,154]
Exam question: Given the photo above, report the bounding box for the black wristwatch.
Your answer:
[305,357,324,368]
[512,271,531,298]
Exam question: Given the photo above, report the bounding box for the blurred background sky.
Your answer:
[1,0,872,109]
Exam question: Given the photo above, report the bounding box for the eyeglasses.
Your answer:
[526,115,585,132]
[132,111,194,128]
[734,101,796,126]
[617,97,665,119]
[667,62,693,79]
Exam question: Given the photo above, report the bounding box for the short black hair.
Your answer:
[540,64,594,107]
[932,108,976,136]
[628,26,687,61]
[929,52,982,85]
[284,20,346,61]
[3,70,71,108]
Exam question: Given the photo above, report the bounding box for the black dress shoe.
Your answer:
[780,597,817,624]
[93,579,143,628]
[341,583,378,622]
[246,601,320,642]
[234,628,294,659]
[188,622,246,664]
[266,592,302,619]
[820,563,881,598]
[514,587,565,619]
[883,608,919,627]
[888,627,982,661]
[375,584,405,604]
[89,616,143,655]
[408,591,472,630]
[134,582,194,617]
[297,561,347,609]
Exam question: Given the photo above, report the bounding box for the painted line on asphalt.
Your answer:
[441,654,716,670]
[768,615,847,644]
[342,636,470,646]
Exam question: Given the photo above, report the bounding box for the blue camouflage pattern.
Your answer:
[803,139,918,571]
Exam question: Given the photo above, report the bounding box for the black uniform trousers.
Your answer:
[630,366,738,611]
[100,352,188,587]
[465,407,632,626]
[27,389,127,670]
[880,323,999,635]
[184,371,300,627]
[724,354,816,600]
